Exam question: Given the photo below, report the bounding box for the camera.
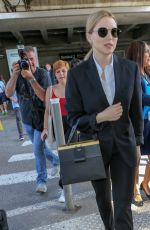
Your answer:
[17,44,29,70]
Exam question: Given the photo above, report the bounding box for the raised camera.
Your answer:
[17,44,29,70]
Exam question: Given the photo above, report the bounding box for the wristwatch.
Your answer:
[29,77,36,84]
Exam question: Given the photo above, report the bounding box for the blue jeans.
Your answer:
[14,108,23,136]
[23,123,59,184]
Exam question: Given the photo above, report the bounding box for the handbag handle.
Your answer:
[67,119,80,144]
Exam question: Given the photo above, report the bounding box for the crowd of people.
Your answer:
[2,8,150,230]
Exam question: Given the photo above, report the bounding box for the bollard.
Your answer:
[50,98,75,211]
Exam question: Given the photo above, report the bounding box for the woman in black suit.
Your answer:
[65,10,143,230]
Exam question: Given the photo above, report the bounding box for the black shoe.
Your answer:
[140,182,150,199]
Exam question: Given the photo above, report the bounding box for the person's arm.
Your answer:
[41,86,51,140]
[96,103,123,123]
[66,70,123,134]
[129,64,144,145]
[5,64,20,98]
[10,96,17,103]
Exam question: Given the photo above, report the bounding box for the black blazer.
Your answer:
[65,55,144,166]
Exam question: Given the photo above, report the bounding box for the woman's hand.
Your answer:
[41,128,48,141]
[96,102,123,123]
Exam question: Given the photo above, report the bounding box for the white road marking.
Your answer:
[21,139,58,152]
[12,202,150,230]
[140,155,148,161]
[140,160,147,164]
[7,190,94,218]
[0,168,58,186]
[30,213,102,230]
[7,200,58,218]
[29,206,150,230]
[6,187,150,219]
[4,151,148,228]
[8,153,34,162]
[8,150,58,162]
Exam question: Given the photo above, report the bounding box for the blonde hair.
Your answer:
[53,60,69,73]
[85,10,117,60]
[84,49,93,61]
[86,10,117,33]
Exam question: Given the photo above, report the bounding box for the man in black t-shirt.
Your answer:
[6,46,59,193]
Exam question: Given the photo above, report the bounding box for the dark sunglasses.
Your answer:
[94,27,121,38]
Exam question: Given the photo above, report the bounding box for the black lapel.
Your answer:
[113,55,122,104]
[86,56,109,107]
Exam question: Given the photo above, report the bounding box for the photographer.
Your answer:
[5,46,59,193]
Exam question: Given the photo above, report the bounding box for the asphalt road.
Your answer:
[0,112,150,230]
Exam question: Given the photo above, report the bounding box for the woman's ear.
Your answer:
[86,32,92,45]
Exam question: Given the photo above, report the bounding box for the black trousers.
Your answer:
[91,144,136,230]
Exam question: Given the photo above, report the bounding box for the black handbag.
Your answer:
[58,120,106,185]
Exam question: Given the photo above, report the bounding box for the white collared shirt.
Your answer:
[93,55,115,105]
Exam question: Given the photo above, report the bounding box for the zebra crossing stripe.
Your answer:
[8,153,34,162]
[3,154,146,186]
[0,168,58,186]
[7,200,58,218]
[7,190,94,218]
[8,151,58,162]
[6,185,146,219]
[30,213,101,230]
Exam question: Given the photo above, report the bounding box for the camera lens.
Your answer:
[20,60,29,70]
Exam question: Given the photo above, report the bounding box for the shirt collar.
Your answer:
[93,54,114,74]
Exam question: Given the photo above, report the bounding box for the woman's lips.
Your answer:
[104,43,113,49]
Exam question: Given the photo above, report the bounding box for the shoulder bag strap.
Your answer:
[67,119,80,144]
